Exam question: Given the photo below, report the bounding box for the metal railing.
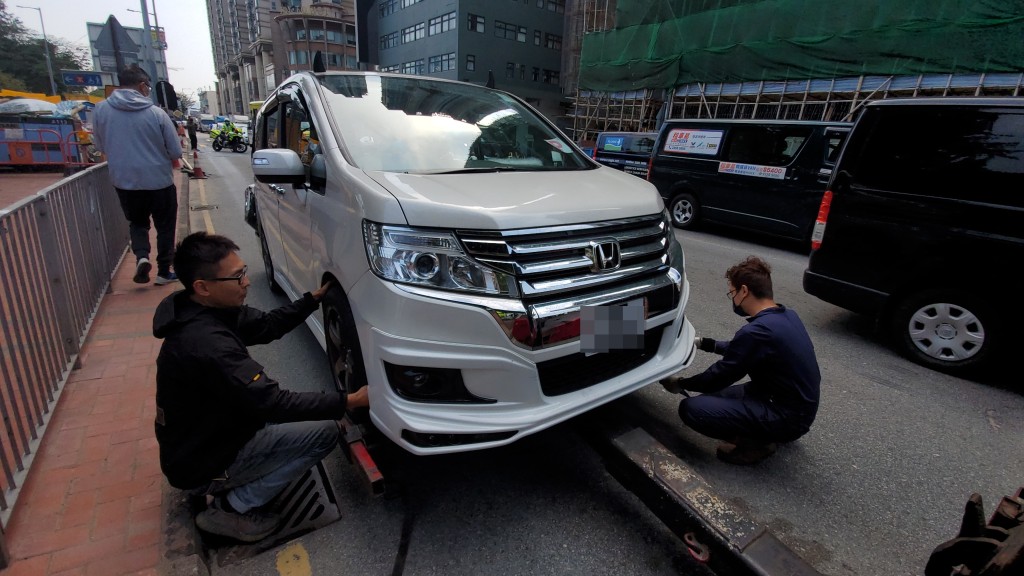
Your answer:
[0,164,127,533]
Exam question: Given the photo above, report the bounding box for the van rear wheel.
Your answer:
[889,290,997,377]
[669,193,699,229]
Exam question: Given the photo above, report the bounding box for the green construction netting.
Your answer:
[579,0,1024,91]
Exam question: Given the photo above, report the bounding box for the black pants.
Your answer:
[189,133,197,151]
[116,185,177,275]
[678,383,813,444]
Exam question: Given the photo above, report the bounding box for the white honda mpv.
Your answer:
[247,71,696,454]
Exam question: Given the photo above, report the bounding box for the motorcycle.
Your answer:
[211,128,248,153]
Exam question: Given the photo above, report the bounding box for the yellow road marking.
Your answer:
[276,542,312,575]
[198,177,215,233]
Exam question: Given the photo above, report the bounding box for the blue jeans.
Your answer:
[206,421,339,513]
[678,383,811,444]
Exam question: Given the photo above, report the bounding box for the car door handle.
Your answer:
[270,185,286,195]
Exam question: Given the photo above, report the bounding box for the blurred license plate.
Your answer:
[580,298,646,354]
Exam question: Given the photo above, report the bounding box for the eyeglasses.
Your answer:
[140,81,151,89]
[727,289,737,299]
[206,265,248,285]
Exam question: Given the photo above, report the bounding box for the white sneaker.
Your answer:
[133,258,152,284]
[154,272,178,286]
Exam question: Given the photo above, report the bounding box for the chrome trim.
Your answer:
[395,284,527,313]
[521,258,667,297]
[530,272,679,320]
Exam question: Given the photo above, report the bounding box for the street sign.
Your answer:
[61,71,105,87]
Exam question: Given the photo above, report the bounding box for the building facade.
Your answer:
[365,0,569,120]
[205,0,357,116]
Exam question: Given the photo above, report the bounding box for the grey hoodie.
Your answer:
[92,89,182,190]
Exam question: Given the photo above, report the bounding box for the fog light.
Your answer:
[383,362,495,403]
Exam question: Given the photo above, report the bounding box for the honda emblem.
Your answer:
[587,240,621,272]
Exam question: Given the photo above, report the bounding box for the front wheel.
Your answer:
[888,290,998,377]
[323,287,370,422]
[212,138,223,152]
[669,192,700,229]
[233,140,248,153]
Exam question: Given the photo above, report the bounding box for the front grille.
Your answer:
[537,326,666,396]
[457,214,671,301]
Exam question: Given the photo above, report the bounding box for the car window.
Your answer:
[850,108,1024,205]
[263,104,281,149]
[318,74,587,173]
[723,125,812,166]
[824,129,848,165]
[598,133,657,154]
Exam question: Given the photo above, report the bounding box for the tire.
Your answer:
[889,290,997,377]
[323,287,369,419]
[233,141,248,153]
[257,216,284,294]
[669,192,700,229]
[212,138,223,152]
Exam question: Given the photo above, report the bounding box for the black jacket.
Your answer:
[152,290,346,489]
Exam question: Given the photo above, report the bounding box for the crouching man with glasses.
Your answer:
[660,255,820,465]
[152,232,369,542]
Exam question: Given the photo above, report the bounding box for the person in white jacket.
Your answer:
[93,64,183,285]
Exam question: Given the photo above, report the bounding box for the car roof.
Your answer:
[661,118,850,126]
[867,97,1024,108]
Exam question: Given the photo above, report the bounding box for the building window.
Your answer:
[380,31,399,50]
[532,67,539,81]
[296,29,307,40]
[380,0,397,17]
[467,14,485,33]
[542,69,560,85]
[495,21,526,42]
[402,22,425,44]
[539,0,565,13]
[534,30,541,45]
[428,11,456,36]
[544,33,562,50]
[310,29,325,41]
[466,54,475,71]
[505,62,515,79]
[428,52,455,73]
[381,64,400,72]
[326,53,342,67]
[402,59,424,75]
[289,50,309,65]
[401,0,423,7]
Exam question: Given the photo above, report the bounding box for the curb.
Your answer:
[159,169,212,576]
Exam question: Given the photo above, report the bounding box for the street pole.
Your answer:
[137,0,159,102]
[16,5,58,96]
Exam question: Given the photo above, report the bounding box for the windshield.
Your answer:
[318,74,590,173]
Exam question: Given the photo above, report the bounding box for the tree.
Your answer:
[0,1,91,94]
[176,90,196,115]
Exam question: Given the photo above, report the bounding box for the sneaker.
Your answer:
[194,502,282,543]
[133,258,152,284]
[716,442,777,466]
[154,272,178,286]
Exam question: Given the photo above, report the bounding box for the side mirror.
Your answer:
[252,149,306,185]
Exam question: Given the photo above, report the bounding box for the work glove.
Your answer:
[695,336,717,353]
[660,374,687,394]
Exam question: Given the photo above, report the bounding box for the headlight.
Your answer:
[363,221,518,297]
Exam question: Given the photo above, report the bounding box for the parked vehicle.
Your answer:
[804,97,1024,377]
[247,71,696,455]
[647,119,851,242]
[198,114,215,133]
[592,131,658,178]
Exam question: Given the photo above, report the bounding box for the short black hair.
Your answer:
[173,232,240,293]
[118,64,150,87]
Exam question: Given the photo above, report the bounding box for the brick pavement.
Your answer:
[1,170,188,576]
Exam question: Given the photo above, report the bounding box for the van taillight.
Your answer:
[810,190,832,251]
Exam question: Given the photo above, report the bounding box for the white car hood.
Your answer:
[364,167,664,229]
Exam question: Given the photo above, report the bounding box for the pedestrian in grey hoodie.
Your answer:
[93,64,183,286]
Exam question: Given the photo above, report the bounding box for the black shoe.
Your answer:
[716,442,777,465]
[133,258,152,284]
[194,500,282,543]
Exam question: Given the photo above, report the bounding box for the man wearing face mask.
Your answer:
[660,255,820,465]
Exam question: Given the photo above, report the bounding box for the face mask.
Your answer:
[730,291,747,317]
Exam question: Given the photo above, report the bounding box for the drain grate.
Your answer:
[190,204,219,211]
[209,461,342,565]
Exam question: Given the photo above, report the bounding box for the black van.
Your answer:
[804,98,1024,377]
[592,131,658,178]
[647,119,851,242]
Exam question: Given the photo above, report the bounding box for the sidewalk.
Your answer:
[2,169,190,576]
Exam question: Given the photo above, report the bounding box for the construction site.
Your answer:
[563,0,1024,145]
